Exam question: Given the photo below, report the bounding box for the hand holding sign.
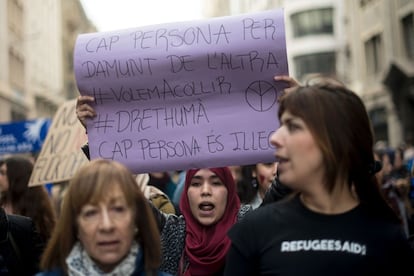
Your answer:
[74,9,289,174]
[76,95,96,129]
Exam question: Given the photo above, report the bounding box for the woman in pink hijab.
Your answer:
[152,167,251,275]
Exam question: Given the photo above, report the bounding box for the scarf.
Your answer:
[179,167,240,275]
[66,241,138,276]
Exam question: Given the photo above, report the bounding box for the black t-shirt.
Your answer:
[225,195,413,276]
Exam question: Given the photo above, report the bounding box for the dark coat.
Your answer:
[260,177,292,206]
[0,207,45,275]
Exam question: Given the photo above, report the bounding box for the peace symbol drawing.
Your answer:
[245,80,278,112]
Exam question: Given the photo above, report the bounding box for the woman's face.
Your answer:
[77,184,135,273]
[0,164,9,192]
[382,154,393,175]
[187,169,228,226]
[270,111,324,189]
[254,162,278,192]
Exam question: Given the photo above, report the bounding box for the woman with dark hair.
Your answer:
[225,76,414,275]
[0,156,56,243]
[237,163,278,209]
[0,206,44,275]
[38,159,170,275]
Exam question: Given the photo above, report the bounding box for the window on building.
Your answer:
[402,13,414,60]
[369,107,388,143]
[11,109,26,121]
[293,52,336,80]
[291,8,334,38]
[364,34,382,76]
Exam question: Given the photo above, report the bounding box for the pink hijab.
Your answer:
[179,167,241,276]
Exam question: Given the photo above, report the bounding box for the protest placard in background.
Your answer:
[74,9,288,173]
[0,118,51,156]
[29,99,89,186]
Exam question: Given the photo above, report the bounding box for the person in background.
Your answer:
[50,181,69,218]
[171,170,186,215]
[173,165,244,208]
[38,159,171,275]
[0,156,56,243]
[151,167,252,275]
[225,76,414,275]
[135,173,176,215]
[377,147,414,237]
[260,171,293,206]
[0,160,45,275]
[237,162,278,209]
[148,172,177,201]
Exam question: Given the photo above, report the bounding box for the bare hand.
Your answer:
[76,95,96,129]
[274,75,300,98]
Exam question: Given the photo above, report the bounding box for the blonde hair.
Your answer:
[40,159,161,273]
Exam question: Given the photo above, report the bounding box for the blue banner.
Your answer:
[0,118,51,155]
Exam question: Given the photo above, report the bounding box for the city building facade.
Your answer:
[1,0,412,148]
[346,0,414,148]
[0,0,95,123]
[203,0,414,147]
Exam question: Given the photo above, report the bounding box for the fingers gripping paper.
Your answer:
[74,9,288,174]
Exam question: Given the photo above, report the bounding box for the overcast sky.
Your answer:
[80,0,205,32]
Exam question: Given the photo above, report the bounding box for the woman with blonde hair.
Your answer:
[38,159,171,275]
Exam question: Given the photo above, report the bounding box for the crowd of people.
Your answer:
[0,74,413,275]
[374,142,414,238]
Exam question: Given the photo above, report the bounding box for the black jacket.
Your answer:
[0,207,45,275]
[260,177,292,206]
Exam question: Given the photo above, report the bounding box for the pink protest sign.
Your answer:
[74,9,288,174]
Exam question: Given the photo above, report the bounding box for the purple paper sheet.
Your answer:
[74,9,288,174]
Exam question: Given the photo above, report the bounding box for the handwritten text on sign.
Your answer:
[29,99,89,186]
[74,9,288,173]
